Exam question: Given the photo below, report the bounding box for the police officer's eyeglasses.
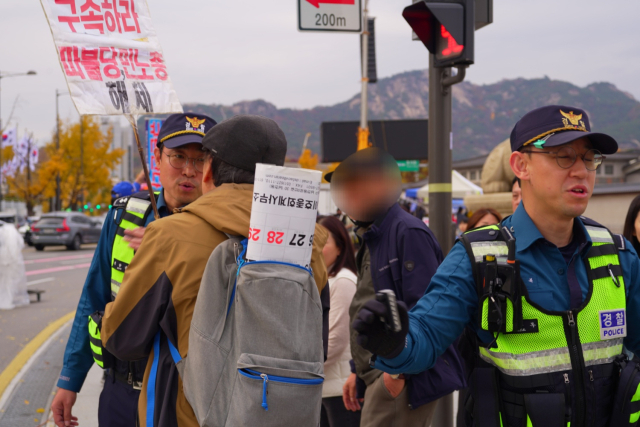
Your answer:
[162,151,206,173]
[521,147,605,171]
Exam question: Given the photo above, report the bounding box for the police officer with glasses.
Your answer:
[352,105,640,427]
[51,113,216,427]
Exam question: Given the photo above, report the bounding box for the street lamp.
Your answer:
[55,89,70,212]
[0,70,37,210]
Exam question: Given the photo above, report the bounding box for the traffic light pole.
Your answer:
[357,0,370,151]
[428,54,467,427]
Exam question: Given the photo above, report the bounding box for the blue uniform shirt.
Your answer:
[57,191,170,392]
[374,204,640,375]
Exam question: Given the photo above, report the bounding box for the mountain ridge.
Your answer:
[184,69,640,161]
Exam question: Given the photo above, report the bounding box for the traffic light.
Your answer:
[96,205,101,210]
[361,18,378,83]
[403,0,474,68]
[84,204,89,210]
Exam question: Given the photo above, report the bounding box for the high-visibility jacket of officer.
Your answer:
[353,105,640,427]
[51,113,216,427]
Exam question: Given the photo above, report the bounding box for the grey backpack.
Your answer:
[170,238,325,427]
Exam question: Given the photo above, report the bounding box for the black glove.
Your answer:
[352,295,409,359]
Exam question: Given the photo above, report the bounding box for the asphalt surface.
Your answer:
[0,244,96,373]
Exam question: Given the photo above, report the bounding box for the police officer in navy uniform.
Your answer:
[351,105,640,427]
[51,113,216,427]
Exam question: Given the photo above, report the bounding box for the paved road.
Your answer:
[0,244,96,373]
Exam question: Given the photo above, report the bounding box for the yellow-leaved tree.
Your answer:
[32,117,124,213]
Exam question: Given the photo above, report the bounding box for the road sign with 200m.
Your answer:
[298,0,362,32]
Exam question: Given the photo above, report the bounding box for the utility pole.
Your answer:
[427,59,466,427]
[428,59,467,255]
[357,0,370,151]
[79,117,84,208]
[55,89,69,212]
[55,89,61,211]
[26,134,33,216]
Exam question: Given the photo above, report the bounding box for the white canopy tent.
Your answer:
[416,170,483,202]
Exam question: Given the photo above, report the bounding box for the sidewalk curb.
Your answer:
[0,311,75,406]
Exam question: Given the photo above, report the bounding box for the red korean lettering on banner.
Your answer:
[149,52,168,81]
[61,45,163,82]
[60,46,85,79]
[80,48,102,81]
[99,47,120,78]
[56,0,141,35]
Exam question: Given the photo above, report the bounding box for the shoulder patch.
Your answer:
[112,196,130,208]
[404,260,415,272]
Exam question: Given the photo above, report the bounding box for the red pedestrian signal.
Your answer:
[437,24,464,59]
[403,0,474,68]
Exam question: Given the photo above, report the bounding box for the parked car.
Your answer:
[30,212,102,251]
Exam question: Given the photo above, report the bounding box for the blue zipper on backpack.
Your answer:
[239,368,323,411]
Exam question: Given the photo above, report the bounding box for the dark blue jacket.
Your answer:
[362,203,467,409]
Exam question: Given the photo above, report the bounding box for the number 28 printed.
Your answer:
[248,228,314,247]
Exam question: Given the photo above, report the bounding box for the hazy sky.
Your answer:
[1,0,639,144]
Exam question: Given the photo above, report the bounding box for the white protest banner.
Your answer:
[247,164,322,269]
[40,0,183,116]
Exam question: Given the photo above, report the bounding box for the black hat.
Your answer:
[324,147,399,183]
[201,115,287,172]
[158,113,217,149]
[510,105,618,154]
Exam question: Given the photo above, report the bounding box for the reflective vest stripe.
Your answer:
[480,338,623,376]
[585,226,614,243]
[111,278,121,298]
[127,198,152,215]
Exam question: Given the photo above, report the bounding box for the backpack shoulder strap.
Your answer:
[227,238,248,317]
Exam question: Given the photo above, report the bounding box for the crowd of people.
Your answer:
[46,104,640,427]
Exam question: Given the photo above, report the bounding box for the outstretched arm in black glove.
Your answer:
[352,294,409,359]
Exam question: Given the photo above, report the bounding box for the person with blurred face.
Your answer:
[512,177,522,213]
[52,113,216,427]
[327,148,466,427]
[352,105,640,427]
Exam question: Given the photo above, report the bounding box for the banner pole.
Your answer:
[126,114,160,220]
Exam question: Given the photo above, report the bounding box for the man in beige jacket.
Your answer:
[102,115,328,427]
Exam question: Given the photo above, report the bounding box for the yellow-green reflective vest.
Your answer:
[87,193,157,371]
[463,222,632,426]
[110,194,156,300]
